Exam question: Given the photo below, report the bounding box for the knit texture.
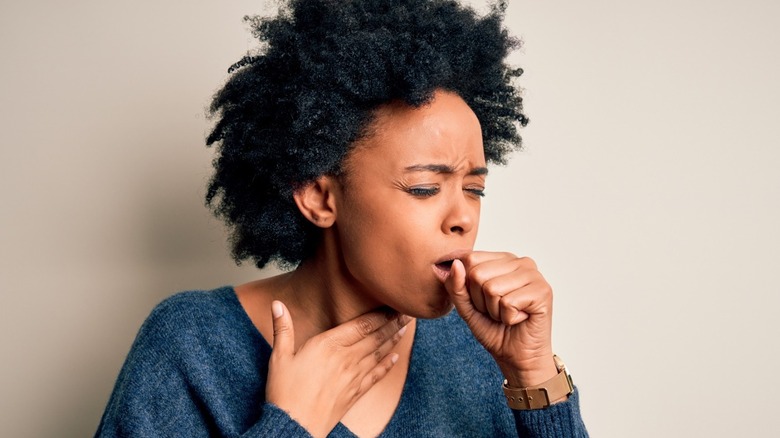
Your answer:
[96,287,588,437]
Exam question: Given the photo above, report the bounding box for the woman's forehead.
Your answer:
[371,90,480,131]
[351,90,486,170]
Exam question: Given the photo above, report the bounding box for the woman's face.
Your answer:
[333,90,486,318]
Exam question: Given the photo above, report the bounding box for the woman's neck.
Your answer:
[278,249,386,344]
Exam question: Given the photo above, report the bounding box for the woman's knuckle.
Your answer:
[356,318,374,336]
[538,282,553,298]
[461,252,477,266]
[273,325,290,336]
[520,256,537,269]
[482,278,502,297]
[498,295,512,309]
[470,269,489,285]
[346,383,360,401]
[510,257,525,269]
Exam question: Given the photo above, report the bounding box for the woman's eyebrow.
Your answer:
[404,164,489,176]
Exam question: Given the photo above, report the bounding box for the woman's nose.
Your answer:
[441,193,476,235]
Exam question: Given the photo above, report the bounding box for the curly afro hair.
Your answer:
[206,0,528,269]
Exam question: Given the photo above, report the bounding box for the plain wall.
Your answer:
[1,1,778,437]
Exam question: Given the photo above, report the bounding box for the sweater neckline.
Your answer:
[222,285,419,437]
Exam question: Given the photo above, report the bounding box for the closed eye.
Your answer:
[465,188,485,197]
[407,187,439,197]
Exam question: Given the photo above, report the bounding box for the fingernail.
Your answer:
[398,325,407,337]
[272,301,284,318]
[391,353,399,364]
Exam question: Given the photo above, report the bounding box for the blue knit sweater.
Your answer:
[96,287,588,437]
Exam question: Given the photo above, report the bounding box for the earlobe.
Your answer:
[292,176,337,228]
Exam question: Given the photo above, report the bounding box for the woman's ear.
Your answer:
[292,176,338,228]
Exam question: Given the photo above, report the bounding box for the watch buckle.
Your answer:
[503,385,551,410]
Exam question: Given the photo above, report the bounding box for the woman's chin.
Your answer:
[404,295,454,319]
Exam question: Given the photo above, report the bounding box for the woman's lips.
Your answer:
[432,249,470,282]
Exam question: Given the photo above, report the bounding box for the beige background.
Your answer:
[1,1,778,437]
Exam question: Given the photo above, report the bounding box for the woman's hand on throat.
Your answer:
[265,301,412,438]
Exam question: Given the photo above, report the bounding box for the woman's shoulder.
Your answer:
[142,287,237,328]
[98,287,271,436]
[133,286,262,357]
[146,286,238,321]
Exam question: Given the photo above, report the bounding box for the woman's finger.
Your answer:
[497,284,551,326]
[460,251,513,268]
[444,259,481,323]
[463,256,536,321]
[325,309,399,347]
[357,352,400,396]
[467,279,487,314]
[353,315,411,360]
[461,253,516,315]
[356,321,410,372]
[271,300,295,358]
[480,267,535,321]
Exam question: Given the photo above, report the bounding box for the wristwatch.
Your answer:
[502,355,574,410]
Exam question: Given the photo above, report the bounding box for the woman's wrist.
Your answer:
[498,355,558,388]
[499,355,574,406]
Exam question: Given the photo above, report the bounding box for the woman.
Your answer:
[96,0,588,436]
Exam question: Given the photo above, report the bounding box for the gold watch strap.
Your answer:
[502,355,574,410]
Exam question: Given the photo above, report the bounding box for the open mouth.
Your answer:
[432,259,454,282]
[435,260,454,272]
[432,250,469,282]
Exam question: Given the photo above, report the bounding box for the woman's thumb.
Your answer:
[271,300,294,357]
[445,260,472,313]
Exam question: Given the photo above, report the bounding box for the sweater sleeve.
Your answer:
[94,294,314,438]
[511,387,589,438]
